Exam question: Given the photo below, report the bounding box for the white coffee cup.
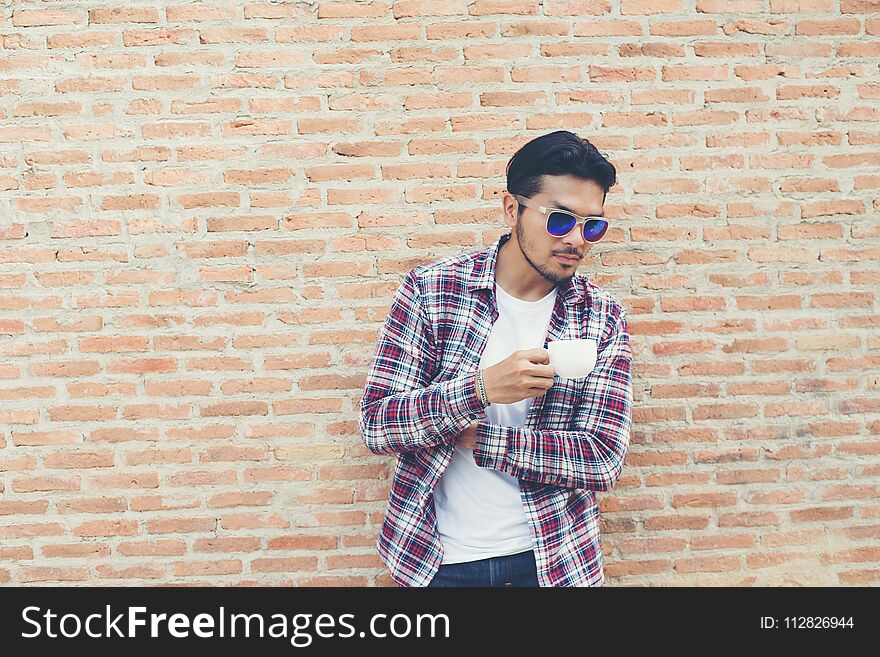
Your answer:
[547,338,598,379]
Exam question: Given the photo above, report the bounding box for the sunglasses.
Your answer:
[513,194,609,242]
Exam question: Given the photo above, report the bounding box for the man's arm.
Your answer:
[359,269,488,455]
[472,310,633,491]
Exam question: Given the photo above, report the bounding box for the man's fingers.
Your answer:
[525,364,555,379]
[523,348,550,364]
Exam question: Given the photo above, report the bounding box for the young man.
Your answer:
[359,130,633,587]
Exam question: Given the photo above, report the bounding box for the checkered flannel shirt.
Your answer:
[359,231,633,586]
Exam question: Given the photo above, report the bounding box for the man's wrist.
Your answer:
[475,368,490,407]
[444,369,488,423]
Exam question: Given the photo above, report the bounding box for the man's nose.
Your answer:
[561,227,586,250]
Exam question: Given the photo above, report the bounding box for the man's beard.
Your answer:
[514,217,574,286]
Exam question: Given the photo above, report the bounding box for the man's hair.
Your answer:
[505,130,617,219]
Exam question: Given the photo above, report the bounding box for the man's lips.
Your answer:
[554,254,580,264]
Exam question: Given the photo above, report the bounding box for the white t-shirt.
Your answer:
[433,281,558,564]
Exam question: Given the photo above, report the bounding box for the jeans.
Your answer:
[427,549,540,587]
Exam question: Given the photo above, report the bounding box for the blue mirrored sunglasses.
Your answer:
[514,194,609,242]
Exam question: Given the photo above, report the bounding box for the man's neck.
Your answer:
[494,237,557,302]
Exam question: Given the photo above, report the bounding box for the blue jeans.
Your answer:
[427,549,540,587]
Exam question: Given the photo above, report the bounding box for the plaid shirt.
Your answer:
[359,231,633,587]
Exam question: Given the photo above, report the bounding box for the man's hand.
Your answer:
[455,421,478,450]
[481,349,555,405]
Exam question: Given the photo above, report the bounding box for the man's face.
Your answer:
[505,174,607,286]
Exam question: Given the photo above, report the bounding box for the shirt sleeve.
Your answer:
[471,310,633,491]
[359,269,489,455]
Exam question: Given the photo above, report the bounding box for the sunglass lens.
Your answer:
[583,220,608,242]
[547,211,575,236]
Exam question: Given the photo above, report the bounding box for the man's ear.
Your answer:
[502,192,517,229]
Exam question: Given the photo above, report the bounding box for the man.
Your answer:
[359,130,633,587]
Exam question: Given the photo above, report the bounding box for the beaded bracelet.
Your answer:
[476,369,490,407]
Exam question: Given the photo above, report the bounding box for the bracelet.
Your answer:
[476,369,490,408]
[473,369,481,405]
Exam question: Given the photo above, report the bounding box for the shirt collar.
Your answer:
[468,230,584,305]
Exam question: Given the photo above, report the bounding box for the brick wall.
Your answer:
[1,1,878,586]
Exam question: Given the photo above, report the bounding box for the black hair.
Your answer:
[505,130,617,219]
